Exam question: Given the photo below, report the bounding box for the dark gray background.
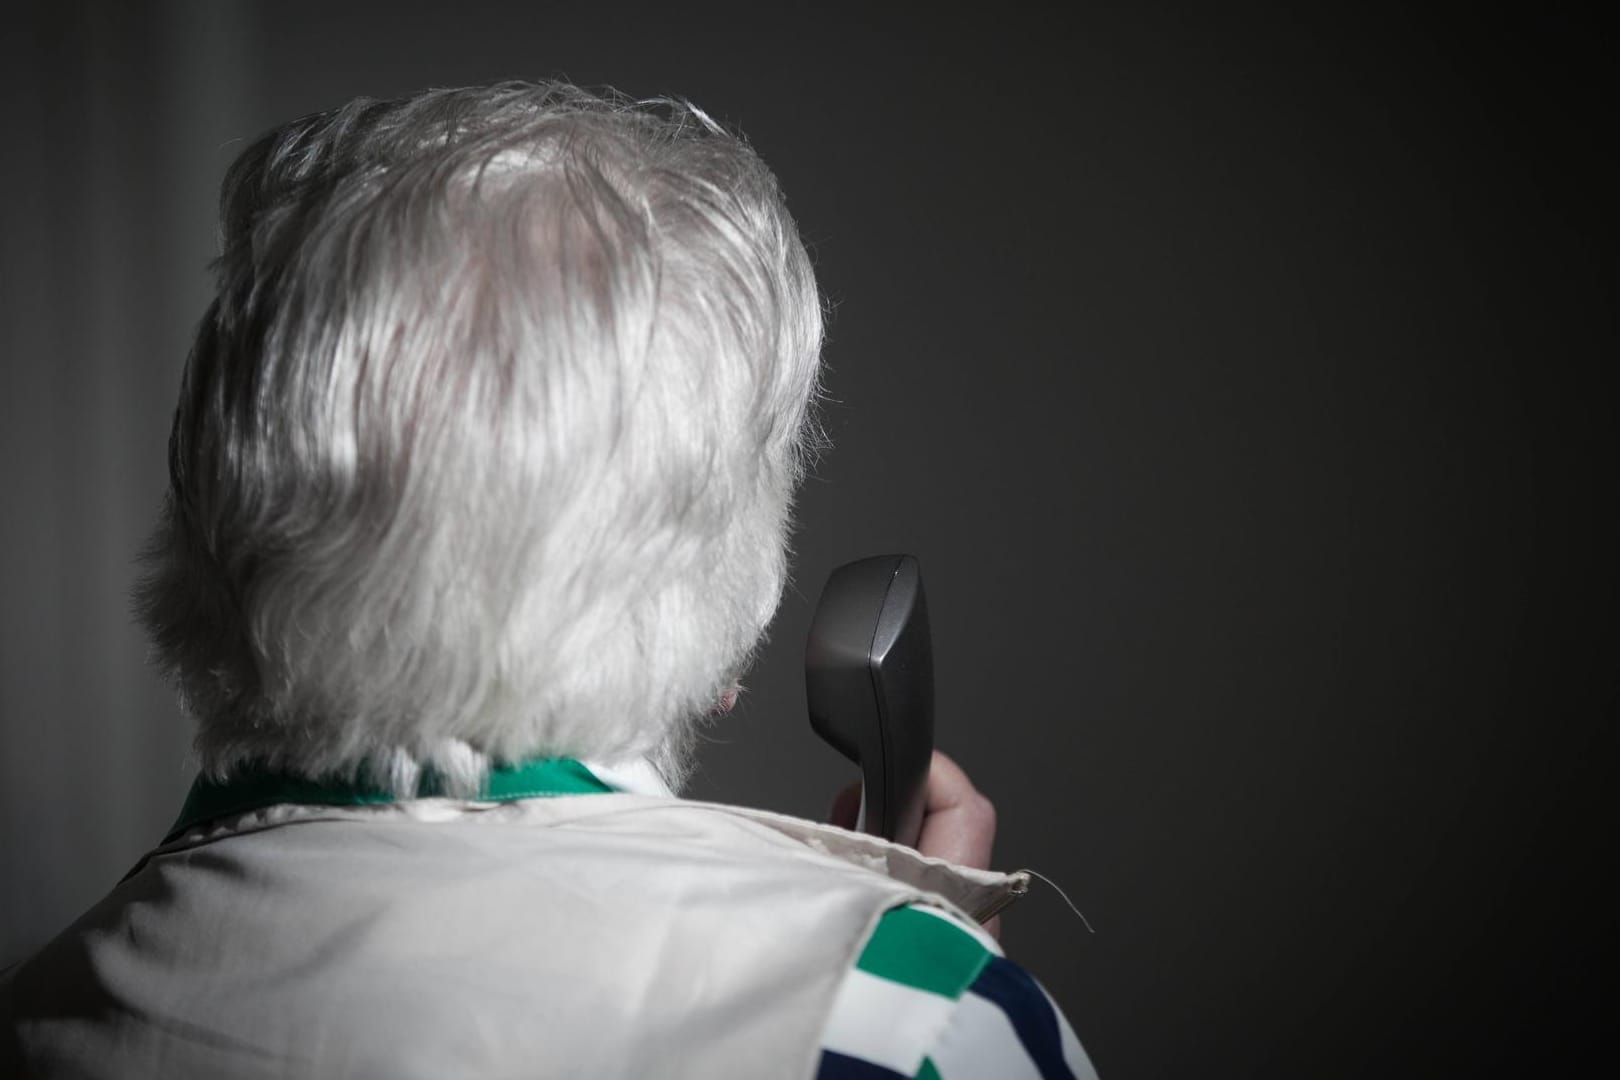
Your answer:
[2,3,1613,1076]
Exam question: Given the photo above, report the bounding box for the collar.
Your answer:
[160,760,1028,925]
[167,756,668,843]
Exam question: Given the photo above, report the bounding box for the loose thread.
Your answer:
[1021,868,1096,934]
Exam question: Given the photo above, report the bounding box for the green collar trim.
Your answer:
[166,757,615,843]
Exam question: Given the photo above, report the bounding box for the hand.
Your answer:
[828,750,1001,938]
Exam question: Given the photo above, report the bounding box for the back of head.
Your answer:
[137,81,824,795]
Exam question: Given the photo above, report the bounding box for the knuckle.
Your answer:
[973,792,997,830]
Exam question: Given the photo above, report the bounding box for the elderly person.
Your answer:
[0,81,1096,1079]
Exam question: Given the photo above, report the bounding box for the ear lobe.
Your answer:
[709,685,740,716]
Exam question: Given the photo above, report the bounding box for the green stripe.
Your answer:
[167,756,614,841]
[855,905,993,999]
[474,758,615,800]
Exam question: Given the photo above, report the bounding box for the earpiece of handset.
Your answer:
[805,554,934,848]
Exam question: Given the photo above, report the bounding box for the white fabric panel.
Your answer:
[929,989,1045,1080]
[0,794,1028,1079]
[818,967,954,1076]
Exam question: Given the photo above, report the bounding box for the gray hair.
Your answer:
[136,81,824,794]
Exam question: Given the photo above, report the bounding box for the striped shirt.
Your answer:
[819,904,1097,1080]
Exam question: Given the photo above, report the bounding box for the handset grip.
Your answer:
[806,554,934,847]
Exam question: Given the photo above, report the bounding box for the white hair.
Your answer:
[136,81,824,795]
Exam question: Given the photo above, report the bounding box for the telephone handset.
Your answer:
[805,554,934,848]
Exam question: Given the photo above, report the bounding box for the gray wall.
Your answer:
[2,3,1612,1075]
[2,0,250,964]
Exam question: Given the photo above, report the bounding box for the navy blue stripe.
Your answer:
[815,1050,909,1080]
[967,957,1076,1080]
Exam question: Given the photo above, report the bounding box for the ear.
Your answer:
[709,686,740,715]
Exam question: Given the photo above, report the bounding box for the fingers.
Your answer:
[916,750,996,871]
[824,751,1002,939]
[824,749,998,869]
[921,749,981,815]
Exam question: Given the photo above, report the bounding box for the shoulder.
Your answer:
[815,904,1098,1080]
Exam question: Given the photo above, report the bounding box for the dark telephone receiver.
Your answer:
[805,554,934,848]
